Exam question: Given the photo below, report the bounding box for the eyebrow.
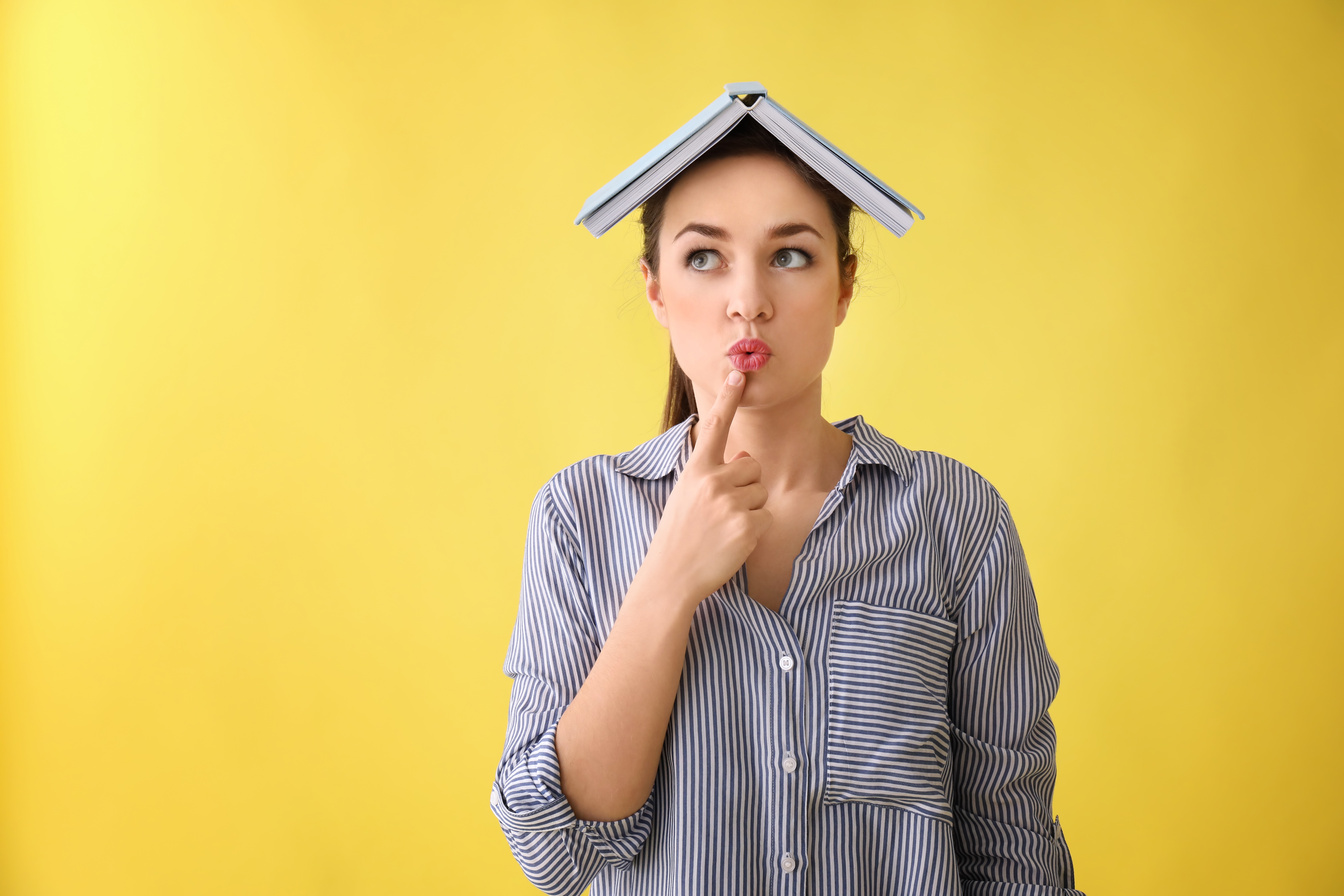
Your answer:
[671,222,825,242]
[767,222,824,240]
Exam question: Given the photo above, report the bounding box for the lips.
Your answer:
[728,337,772,372]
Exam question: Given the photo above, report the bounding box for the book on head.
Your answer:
[574,81,925,239]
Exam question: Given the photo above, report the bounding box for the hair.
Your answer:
[640,116,860,433]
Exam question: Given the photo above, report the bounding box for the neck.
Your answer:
[688,379,853,495]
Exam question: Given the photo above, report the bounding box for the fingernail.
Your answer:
[728,370,743,385]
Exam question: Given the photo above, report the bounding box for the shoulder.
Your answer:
[528,453,627,531]
[849,417,1010,605]
[531,418,693,529]
[529,429,675,539]
[907,448,1008,575]
[849,414,1007,528]
[907,447,1009,525]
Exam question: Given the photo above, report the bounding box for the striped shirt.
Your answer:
[491,412,1082,896]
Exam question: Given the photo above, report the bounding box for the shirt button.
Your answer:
[782,752,798,774]
[779,654,795,672]
[781,852,796,873]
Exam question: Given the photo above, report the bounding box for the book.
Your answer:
[574,81,925,239]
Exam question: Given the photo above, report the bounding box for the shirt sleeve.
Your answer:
[490,480,656,896]
[948,492,1084,896]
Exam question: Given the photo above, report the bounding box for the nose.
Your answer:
[727,264,772,322]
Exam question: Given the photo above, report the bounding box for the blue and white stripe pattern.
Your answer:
[491,412,1083,896]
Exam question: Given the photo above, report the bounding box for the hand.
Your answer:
[641,370,773,605]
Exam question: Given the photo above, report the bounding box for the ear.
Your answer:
[835,254,857,326]
[640,257,669,329]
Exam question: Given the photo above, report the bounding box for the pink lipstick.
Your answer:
[728,337,772,372]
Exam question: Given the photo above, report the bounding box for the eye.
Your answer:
[686,249,723,271]
[773,248,812,269]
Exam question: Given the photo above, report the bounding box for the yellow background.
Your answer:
[3,1,1341,893]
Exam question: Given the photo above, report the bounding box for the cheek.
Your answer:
[661,294,725,375]
[665,310,718,363]
[660,280,718,332]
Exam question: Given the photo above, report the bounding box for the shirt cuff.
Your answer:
[490,720,657,869]
[962,885,1085,896]
[960,815,1084,896]
[1051,816,1078,890]
[573,792,656,868]
[956,811,1084,895]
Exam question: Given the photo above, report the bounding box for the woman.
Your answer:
[491,116,1082,895]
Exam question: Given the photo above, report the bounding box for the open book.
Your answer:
[574,81,925,239]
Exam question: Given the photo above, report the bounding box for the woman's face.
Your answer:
[641,153,855,416]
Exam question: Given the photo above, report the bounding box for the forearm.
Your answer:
[554,563,698,821]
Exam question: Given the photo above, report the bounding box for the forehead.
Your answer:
[661,153,834,241]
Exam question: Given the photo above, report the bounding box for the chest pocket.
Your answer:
[823,600,958,823]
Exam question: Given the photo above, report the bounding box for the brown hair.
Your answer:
[640,117,860,433]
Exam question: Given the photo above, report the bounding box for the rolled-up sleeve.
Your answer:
[491,480,656,896]
[949,492,1084,896]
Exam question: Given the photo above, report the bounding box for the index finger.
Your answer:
[690,370,745,467]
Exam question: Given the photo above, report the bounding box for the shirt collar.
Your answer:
[612,412,914,487]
